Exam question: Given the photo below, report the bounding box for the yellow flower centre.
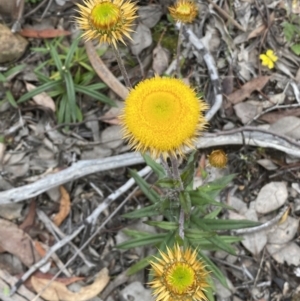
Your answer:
[144,91,181,125]
[177,4,191,15]
[90,2,121,30]
[166,263,195,294]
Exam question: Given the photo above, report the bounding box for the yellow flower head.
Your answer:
[169,0,198,23]
[259,49,278,69]
[120,77,208,159]
[208,149,227,168]
[149,244,210,301]
[76,0,138,47]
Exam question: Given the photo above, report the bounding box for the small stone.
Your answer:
[120,281,153,301]
[0,24,28,63]
[255,182,288,214]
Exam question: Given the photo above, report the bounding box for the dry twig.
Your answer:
[85,41,129,99]
[9,166,151,297]
[1,128,300,204]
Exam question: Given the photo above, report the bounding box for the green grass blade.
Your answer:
[128,169,160,204]
[49,43,63,73]
[65,37,80,69]
[122,204,159,219]
[4,64,26,80]
[127,255,153,276]
[18,80,61,103]
[63,71,77,122]
[5,91,18,108]
[117,233,166,249]
[74,84,115,107]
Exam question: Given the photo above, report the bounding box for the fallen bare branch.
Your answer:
[231,205,290,235]
[179,25,223,121]
[1,128,300,204]
[9,166,151,297]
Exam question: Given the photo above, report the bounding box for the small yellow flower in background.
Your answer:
[120,77,208,159]
[149,244,210,301]
[259,49,278,69]
[76,0,137,47]
[208,149,227,168]
[169,0,198,23]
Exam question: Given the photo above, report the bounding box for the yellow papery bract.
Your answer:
[149,244,210,301]
[120,77,208,159]
[169,0,198,23]
[208,149,228,168]
[76,0,138,47]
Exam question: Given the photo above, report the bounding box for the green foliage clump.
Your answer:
[18,38,115,123]
[117,152,260,299]
[282,14,300,55]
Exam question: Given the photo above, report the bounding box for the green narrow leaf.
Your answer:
[201,218,261,231]
[205,285,215,301]
[190,216,236,255]
[84,83,107,90]
[122,204,159,219]
[144,221,178,231]
[4,64,26,80]
[49,43,63,73]
[117,233,166,249]
[0,73,6,82]
[5,91,18,108]
[204,207,222,219]
[34,70,52,83]
[181,151,196,188]
[63,71,77,122]
[74,84,116,107]
[122,229,155,239]
[189,190,233,210]
[65,37,80,69]
[128,169,160,204]
[179,191,191,215]
[76,104,83,122]
[18,80,61,103]
[200,174,237,198]
[58,95,67,124]
[156,177,180,189]
[185,228,215,240]
[127,255,153,275]
[142,154,165,179]
[197,250,229,289]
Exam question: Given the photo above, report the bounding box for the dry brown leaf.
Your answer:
[247,13,273,40]
[22,272,84,292]
[226,76,270,106]
[26,82,56,112]
[0,218,41,267]
[31,268,109,301]
[52,186,71,226]
[34,241,47,257]
[20,28,71,38]
[259,108,300,123]
[247,24,266,40]
[19,200,36,231]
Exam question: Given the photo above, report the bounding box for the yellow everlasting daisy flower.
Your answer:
[259,49,278,69]
[76,0,138,47]
[169,0,198,23]
[149,244,210,301]
[120,77,208,159]
[208,149,227,168]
